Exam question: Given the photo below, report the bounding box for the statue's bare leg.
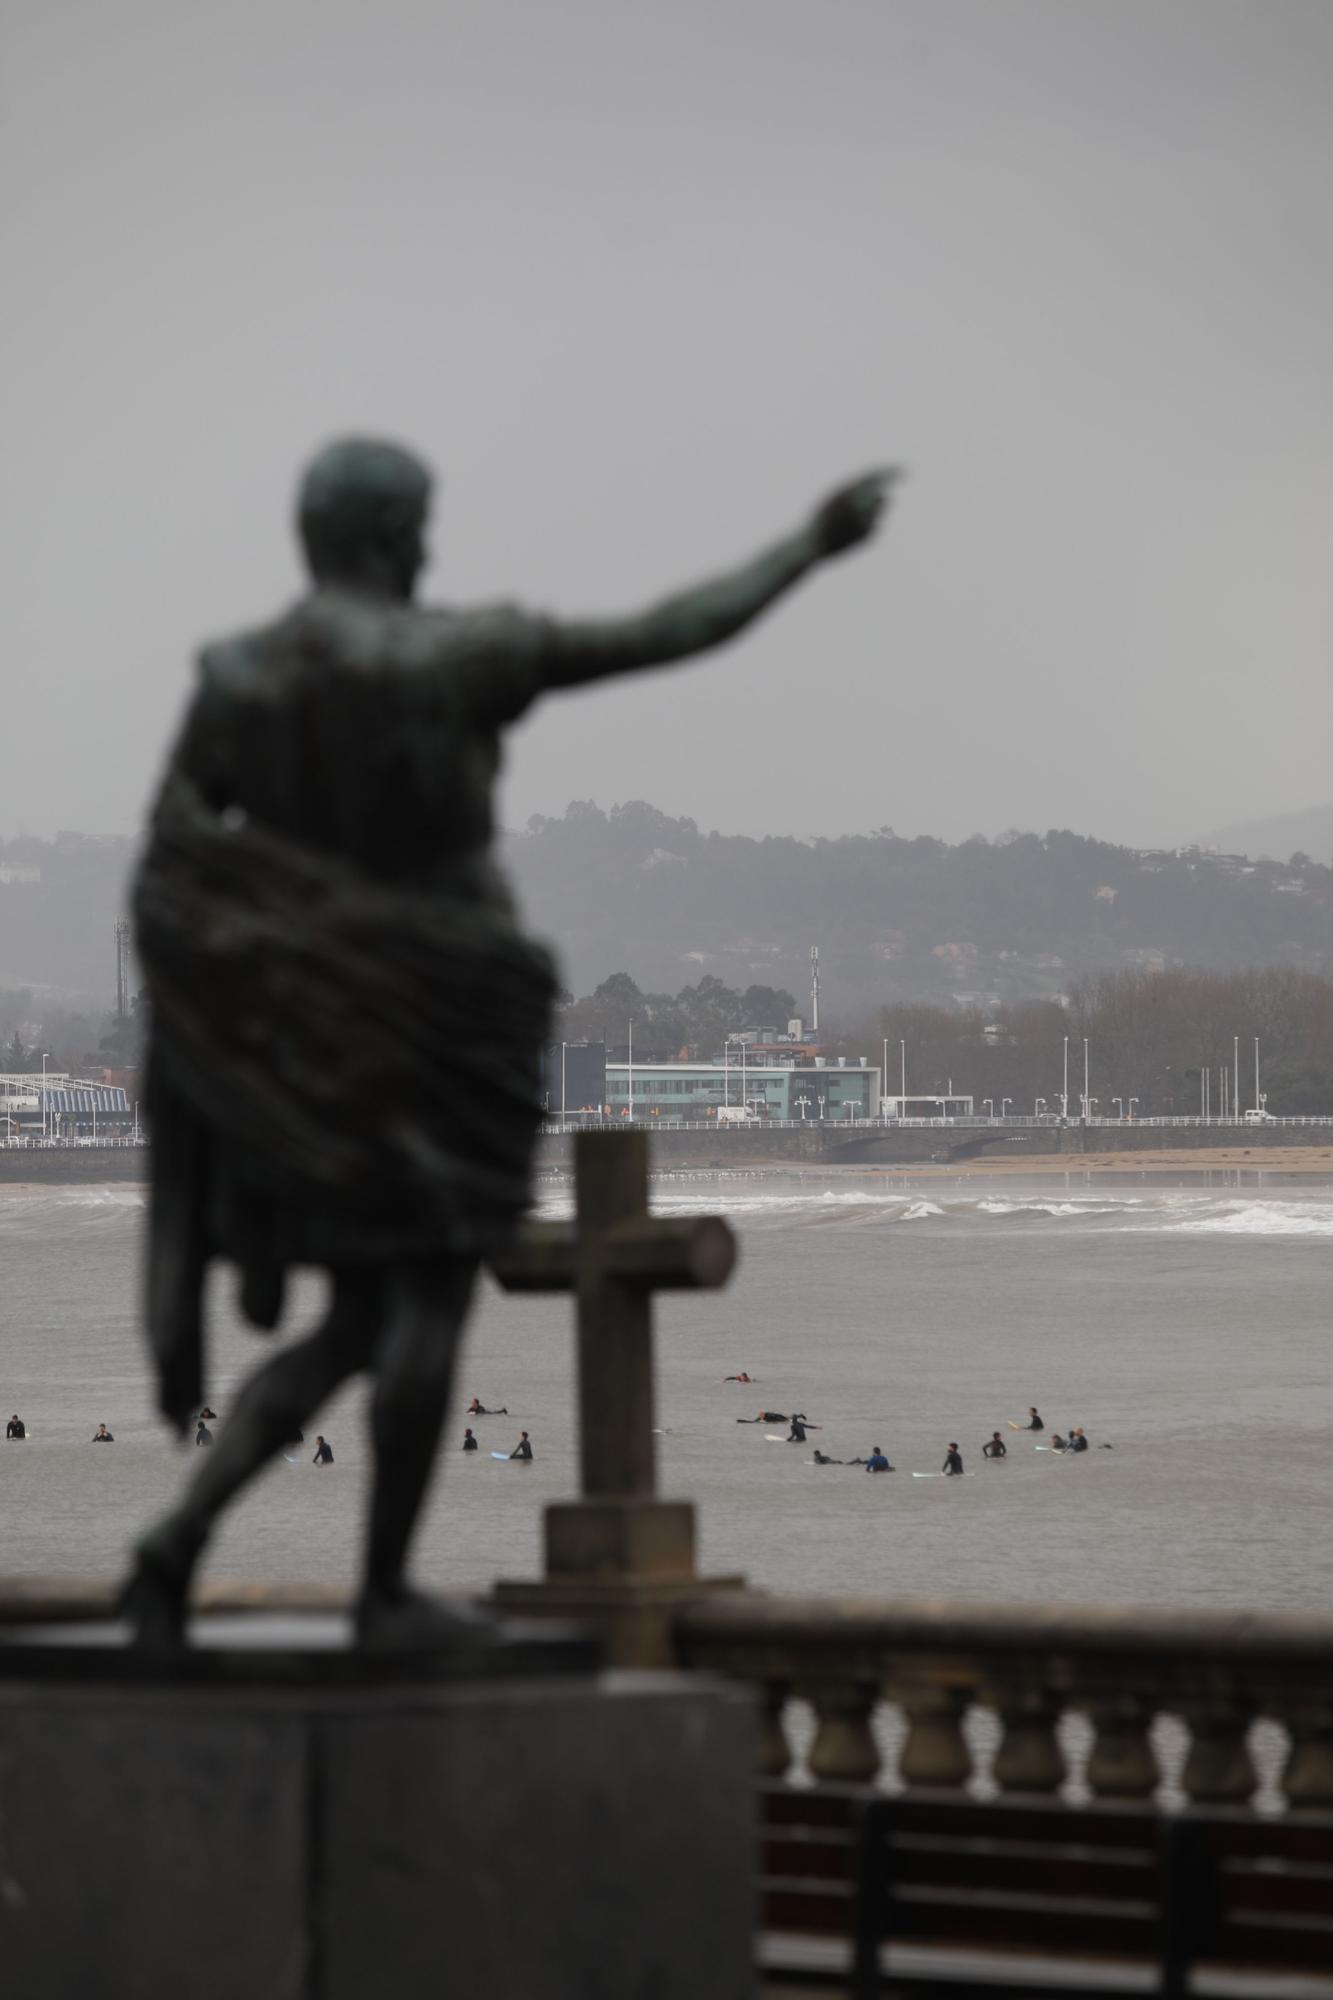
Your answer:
[355,1256,483,1647]
[123,1268,382,1646]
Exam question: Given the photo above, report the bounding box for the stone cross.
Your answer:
[492,1127,735,1496]
[490,1129,740,1656]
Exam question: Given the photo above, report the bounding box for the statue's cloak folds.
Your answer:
[135,774,556,1429]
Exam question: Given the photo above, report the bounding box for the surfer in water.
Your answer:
[1049,1433,1069,1452]
[723,1372,753,1384]
[6,1414,26,1440]
[312,1435,334,1465]
[864,1446,893,1473]
[92,1423,115,1443]
[466,1397,509,1417]
[737,1410,789,1424]
[462,1427,478,1452]
[942,1443,964,1476]
[1070,1428,1089,1453]
[787,1415,820,1443]
[811,1449,846,1465]
[510,1431,533,1460]
[981,1432,1006,1458]
[195,1419,214,1447]
[1021,1407,1044,1432]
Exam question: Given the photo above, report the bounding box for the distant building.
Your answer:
[541,1040,608,1119]
[604,1057,880,1122]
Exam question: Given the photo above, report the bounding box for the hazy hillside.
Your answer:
[5,806,1333,1024]
[504,802,1333,1017]
[1197,803,1333,865]
[0,833,135,1003]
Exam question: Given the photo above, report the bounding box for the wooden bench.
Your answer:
[758,1782,1333,1997]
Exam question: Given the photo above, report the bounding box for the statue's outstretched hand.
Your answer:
[811,468,902,560]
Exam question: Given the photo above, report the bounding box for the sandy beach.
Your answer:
[746,1144,1333,1179]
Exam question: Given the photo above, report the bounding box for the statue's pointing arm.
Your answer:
[539,469,901,690]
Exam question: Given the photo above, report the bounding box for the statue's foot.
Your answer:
[118,1534,194,1651]
[354,1584,498,1654]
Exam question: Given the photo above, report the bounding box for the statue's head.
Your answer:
[297,438,432,600]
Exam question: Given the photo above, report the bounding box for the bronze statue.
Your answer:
[124,438,899,1647]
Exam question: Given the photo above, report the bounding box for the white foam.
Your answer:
[1165,1201,1333,1238]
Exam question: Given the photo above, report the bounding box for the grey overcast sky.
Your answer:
[3,0,1330,848]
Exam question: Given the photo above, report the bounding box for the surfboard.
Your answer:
[765,1433,791,1442]
[490,1451,511,1460]
[912,1470,969,1477]
[282,1454,299,1465]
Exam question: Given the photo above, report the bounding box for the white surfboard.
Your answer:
[912,1470,969,1478]
[490,1451,511,1460]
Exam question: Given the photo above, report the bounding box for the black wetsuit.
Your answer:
[1070,1433,1089,1453]
[982,1438,1006,1458]
[510,1438,533,1460]
[6,1419,25,1439]
[462,1432,478,1451]
[812,1450,844,1465]
[312,1440,334,1464]
[1025,1413,1044,1432]
[942,1450,964,1476]
[737,1412,788,1424]
[195,1423,214,1447]
[788,1418,816,1442]
[92,1430,114,1443]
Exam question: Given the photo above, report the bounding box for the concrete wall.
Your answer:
[0,1145,146,1184]
[538,1121,1333,1171]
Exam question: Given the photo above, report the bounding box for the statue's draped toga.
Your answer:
[136,592,559,1429]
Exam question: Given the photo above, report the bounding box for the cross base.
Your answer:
[492,1570,744,1670]
[545,1496,698,1580]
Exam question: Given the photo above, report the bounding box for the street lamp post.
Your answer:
[1112,1096,1123,1120]
[982,1098,994,1119]
[1062,1036,1069,1121]
[41,1052,49,1143]
[1083,1037,1090,1122]
[1034,1096,1046,1117]
[1000,1097,1011,1119]
[1128,1097,1139,1121]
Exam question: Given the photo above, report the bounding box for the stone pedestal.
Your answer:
[0,1614,755,1999]
[495,1495,744,1667]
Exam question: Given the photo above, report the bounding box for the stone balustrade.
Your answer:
[674,1594,1333,1813]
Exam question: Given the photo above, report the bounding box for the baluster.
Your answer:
[1278,1702,1333,1812]
[755,1678,795,1780]
[1084,1694,1161,1799]
[805,1679,881,1783]
[896,1683,973,1793]
[990,1683,1066,1795]
[1180,1701,1256,1807]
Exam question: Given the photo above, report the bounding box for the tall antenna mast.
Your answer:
[810,945,820,1035]
[114,918,130,1020]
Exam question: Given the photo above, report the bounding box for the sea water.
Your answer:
[0,1172,1329,1614]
